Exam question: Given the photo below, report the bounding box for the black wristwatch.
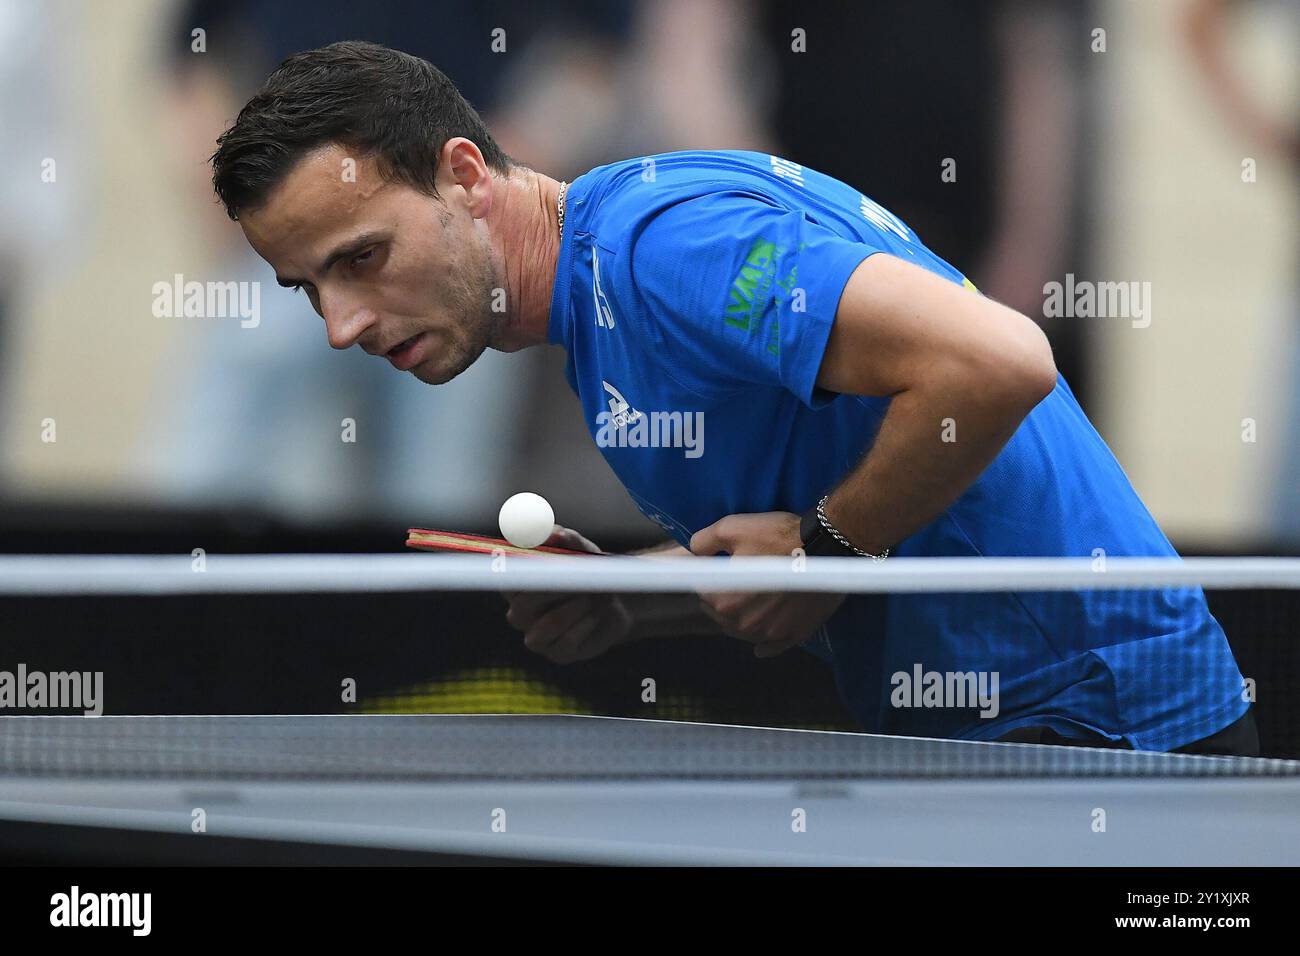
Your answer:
[800,505,854,557]
[799,495,890,560]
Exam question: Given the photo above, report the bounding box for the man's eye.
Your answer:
[351,249,375,268]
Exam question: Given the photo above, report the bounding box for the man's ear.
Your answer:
[440,138,491,214]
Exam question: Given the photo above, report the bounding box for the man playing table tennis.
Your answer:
[213,41,1256,756]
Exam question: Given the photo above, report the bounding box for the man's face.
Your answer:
[239,143,500,385]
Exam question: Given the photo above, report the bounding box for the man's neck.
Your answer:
[490,167,564,350]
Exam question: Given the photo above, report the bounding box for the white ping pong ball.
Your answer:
[498,492,555,549]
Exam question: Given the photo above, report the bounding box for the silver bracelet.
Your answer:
[816,495,890,562]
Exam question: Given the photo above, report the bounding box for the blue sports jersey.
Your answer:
[546,150,1247,751]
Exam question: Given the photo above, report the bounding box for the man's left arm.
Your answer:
[810,252,1058,555]
[689,252,1057,655]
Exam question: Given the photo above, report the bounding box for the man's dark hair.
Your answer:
[211,40,511,220]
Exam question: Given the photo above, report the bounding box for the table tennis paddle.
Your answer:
[405,528,594,558]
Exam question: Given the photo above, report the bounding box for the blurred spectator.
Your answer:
[0,0,88,479]
[1182,0,1299,544]
[755,0,1091,397]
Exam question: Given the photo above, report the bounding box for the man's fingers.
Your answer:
[542,614,602,663]
[523,597,593,652]
[699,592,812,652]
[505,592,567,630]
[543,526,603,554]
[688,519,730,557]
[698,591,763,641]
[697,592,736,635]
[698,591,772,634]
[698,589,756,617]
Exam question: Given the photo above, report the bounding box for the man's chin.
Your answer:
[410,362,461,386]
[409,350,478,385]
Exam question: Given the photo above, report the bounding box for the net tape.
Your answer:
[1,555,1298,595]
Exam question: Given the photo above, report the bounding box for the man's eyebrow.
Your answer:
[275,232,384,288]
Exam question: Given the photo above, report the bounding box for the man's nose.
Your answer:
[320,292,377,351]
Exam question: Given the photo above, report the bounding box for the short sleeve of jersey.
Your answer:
[619,192,879,407]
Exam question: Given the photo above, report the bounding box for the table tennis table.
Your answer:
[1,714,1297,865]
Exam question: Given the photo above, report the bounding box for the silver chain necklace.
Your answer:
[557,181,569,234]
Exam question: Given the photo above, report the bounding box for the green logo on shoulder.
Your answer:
[725,237,802,357]
[725,238,780,333]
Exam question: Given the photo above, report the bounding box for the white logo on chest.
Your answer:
[602,380,642,428]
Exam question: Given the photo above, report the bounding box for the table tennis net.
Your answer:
[0,555,1297,772]
[1,715,1297,782]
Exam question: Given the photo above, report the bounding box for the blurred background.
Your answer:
[0,0,1296,746]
